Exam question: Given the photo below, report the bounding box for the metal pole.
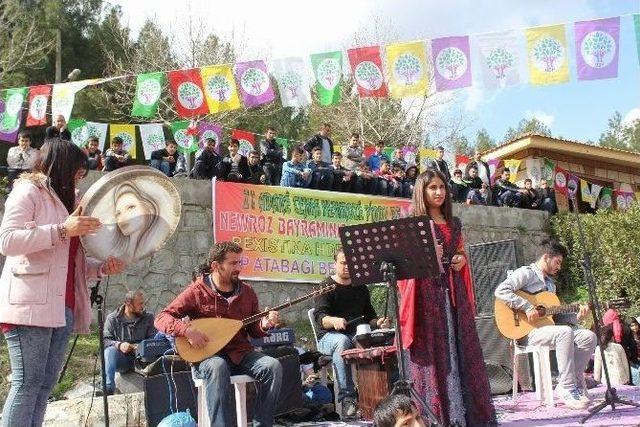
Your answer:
[55,29,62,83]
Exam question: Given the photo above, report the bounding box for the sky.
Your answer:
[114,0,640,145]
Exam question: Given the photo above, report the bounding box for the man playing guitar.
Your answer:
[155,241,282,427]
[494,240,596,410]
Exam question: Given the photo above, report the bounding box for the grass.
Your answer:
[0,329,100,402]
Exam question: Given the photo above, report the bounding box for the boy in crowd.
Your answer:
[84,137,103,171]
[246,150,266,184]
[522,178,539,209]
[218,138,250,182]
[390,148,407,171]
[493,168,526,207]
[329,152,353,192]
[375,160,401,196]
[306,146,333,190]
[150,141,182,177]
[467,183,490,206]
[304,123,333,163]
[280,145,310,188]
[366,141,389,172]
[191,137,221,180]
[374,394,425,427]
[536,179,558,214]
[259,126,284,185]
[104,136,131,171]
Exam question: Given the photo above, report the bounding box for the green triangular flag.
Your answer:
[68,118,88,147]
[310,51,343,106]
[3,87,27,129]
[132,72,165,118]
[598,187,613,210]
[170,120,197,153]
[275,137,289,160]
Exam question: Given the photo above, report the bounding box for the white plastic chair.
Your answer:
[194,374,255,427]
[511,341,554,406]
[308,308,342,414]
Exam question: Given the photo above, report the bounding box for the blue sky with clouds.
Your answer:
[117,0,639,144]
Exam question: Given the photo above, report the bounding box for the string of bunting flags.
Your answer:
[0,13,639,144]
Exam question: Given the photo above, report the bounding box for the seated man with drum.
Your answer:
[155,241,282,427]
[314,247,390,418]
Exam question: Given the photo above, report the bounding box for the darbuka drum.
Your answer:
[78,165,181,262]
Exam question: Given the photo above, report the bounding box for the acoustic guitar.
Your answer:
[494,290,629,340]
[176,283,337,363]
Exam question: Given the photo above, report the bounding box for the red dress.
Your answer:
[398,218,496,426]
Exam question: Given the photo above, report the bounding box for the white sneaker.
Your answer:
[556,385,589,410]
[576,377,591,403]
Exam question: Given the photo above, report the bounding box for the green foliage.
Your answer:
[599,111,640,153]
[368,284,391,320]
[503,117,552,143]
[550,205,640,317]
[451,134,472,156]
[475,128,496,153]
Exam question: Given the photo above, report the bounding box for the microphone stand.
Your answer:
[567,197,639,423]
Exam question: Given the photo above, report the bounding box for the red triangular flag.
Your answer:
[347,46,388,98]
[26,85,51,127]
[167,69,209,118]
[554,167,568,195]
[231,129,256,157]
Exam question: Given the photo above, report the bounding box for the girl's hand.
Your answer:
[451,253,466,271]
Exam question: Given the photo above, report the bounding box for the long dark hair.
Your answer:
[35,138,88,213]
[411,168,453,223]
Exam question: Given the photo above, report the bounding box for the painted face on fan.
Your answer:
[542,254,563,276]
[213,251,242,283]
[424,176,446,208]
[115,191,151,236]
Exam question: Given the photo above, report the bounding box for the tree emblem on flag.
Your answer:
[136,79,162,106]
[29,95,47,121]
[316,58,341,90]
[240,68,269,96]
[174,129,195,150]
[486,47,515,79]
[144,133,165,151]
[532,37,564,72]
[206,75,233,102]
[354,61,383,90]
[280,71,303,97]
[238,139,253,157]
[0,111,19,133]
[71,126,88,147]
[554,170,566,189]
[5,93,24,117]
[86,123,101,139]
[581,31,615,68]
[52,95,72,116]
[116,132,134,152]
[599,193,612,209]
[177,82,204,109]
[393,53,422,85]
[436,47,467,80]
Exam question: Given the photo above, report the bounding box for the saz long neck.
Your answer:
[242,283,336,326]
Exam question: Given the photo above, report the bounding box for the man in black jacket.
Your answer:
[217,138,250,182]
[247,150,266,184]
[423,145,451,182]
[493,168,526,207]
[535,179,558,214]
[103,291,156,395]
[259,126,284,185]
[304,123,333,164]
[191,137,221,179]
[465,150,491,185]
[150,141,181,177]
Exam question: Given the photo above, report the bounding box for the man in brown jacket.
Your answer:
[155,241,282,427]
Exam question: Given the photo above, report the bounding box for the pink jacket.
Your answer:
[0,173,103,333]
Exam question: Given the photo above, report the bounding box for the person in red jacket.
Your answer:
[155,241,282,427]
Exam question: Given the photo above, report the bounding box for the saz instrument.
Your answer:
[176,283,337,363]
[494,290,629,340]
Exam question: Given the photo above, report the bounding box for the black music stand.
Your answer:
[339,215,443,426]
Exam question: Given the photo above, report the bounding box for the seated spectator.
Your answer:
[306,147,334,190]
[521,178,539,209]
[45,114,71,140]
[246,150,266,184]
[467,183,490,206]
[449,169,469,203]
[304,122,333,163]
[374,393,425,427]
[84,137,103,171]
[493,168,525,207]
[217,138,250,182]
[392,166,411,198]
[390,148,408,171]
[366,141,389,172]
[102,291,156,395]
[260,126,284,185]
[375,161,401,197]
[535,179,558,214]
[104,137,131,171]
[355,164,378,195]
[342,132,365,172]
[191,137,221,180]
[404,166,418,198]
[594,324,630,386]
[7,131,41,186]
[629,318,640,385]
[464,165,484,190]
[150,141,183,177]
[280,145,310,188]
[330,152,354,192]
[603,309,639,366]
[465,150,491,185]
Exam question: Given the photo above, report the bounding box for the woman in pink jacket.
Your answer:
[0,138,125,426]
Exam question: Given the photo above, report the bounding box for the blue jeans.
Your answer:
[150,159,174,176]
[192,351,282,427]
[317,332,355,401]
[2,308,73,427]
[104,346,136,393]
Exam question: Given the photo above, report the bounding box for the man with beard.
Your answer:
[155,242,282,427]
[102,291,156,395]
[259,126,284,185]
[313,247,390,419]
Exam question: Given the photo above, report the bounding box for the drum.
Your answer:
[78,165,181,262]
